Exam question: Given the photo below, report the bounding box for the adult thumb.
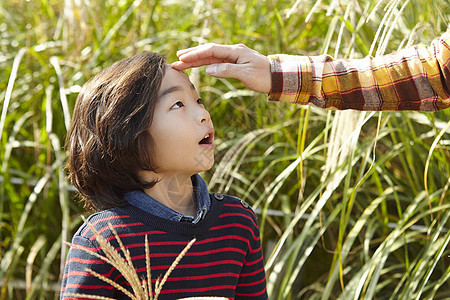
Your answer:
[205,63,240,79]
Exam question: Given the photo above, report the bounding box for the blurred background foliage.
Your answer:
[0,0,449,299]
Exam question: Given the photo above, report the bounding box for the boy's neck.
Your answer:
[143,173,196,217]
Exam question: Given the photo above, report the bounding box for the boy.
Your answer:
[60,52,268,299]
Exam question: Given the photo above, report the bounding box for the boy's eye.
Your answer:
[197,98,204,105]
[171,101,184,109]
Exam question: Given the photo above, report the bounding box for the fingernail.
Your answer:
[176,50,187,57]
[206,64,217,75]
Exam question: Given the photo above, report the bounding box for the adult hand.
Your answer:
[172,43,271,94]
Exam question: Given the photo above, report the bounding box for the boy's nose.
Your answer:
[199,107,211,124]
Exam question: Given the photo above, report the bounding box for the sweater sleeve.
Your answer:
[60,235,116,299]
[268,32,450,111]
[234,209,268,300]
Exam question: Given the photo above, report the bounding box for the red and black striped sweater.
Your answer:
[60,193,268,299]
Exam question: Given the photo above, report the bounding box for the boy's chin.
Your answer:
[197,164,214,173]
[196,161,214,173]
[193,155,214,171]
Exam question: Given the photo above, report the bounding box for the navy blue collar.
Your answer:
[123,174,211,224]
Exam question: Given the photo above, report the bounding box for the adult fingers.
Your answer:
[204,63,242,78]
[171,57,224,71]
[205,63,271,94]
[173,43,271,94]
[176,43,247,64]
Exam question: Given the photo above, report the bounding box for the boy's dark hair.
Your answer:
[66,52,166,211]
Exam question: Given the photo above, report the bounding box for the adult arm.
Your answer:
[173,32,450,111]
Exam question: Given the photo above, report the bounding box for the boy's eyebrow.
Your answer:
[158,83,196,98]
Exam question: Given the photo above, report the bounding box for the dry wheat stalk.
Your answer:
[145,235,153,300]
[154,237,197,297]
[62,217,198,300]
[82,218,141,299]
[64,242,136,298]
[107,223,146,299]
[86,267,137,299]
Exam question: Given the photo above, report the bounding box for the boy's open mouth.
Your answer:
[199,131,214,145]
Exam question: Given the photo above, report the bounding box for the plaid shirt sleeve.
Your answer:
[268,32,450,111]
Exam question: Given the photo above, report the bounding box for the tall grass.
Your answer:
[0,0,449,299]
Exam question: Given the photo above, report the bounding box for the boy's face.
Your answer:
[147,67,215,176]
